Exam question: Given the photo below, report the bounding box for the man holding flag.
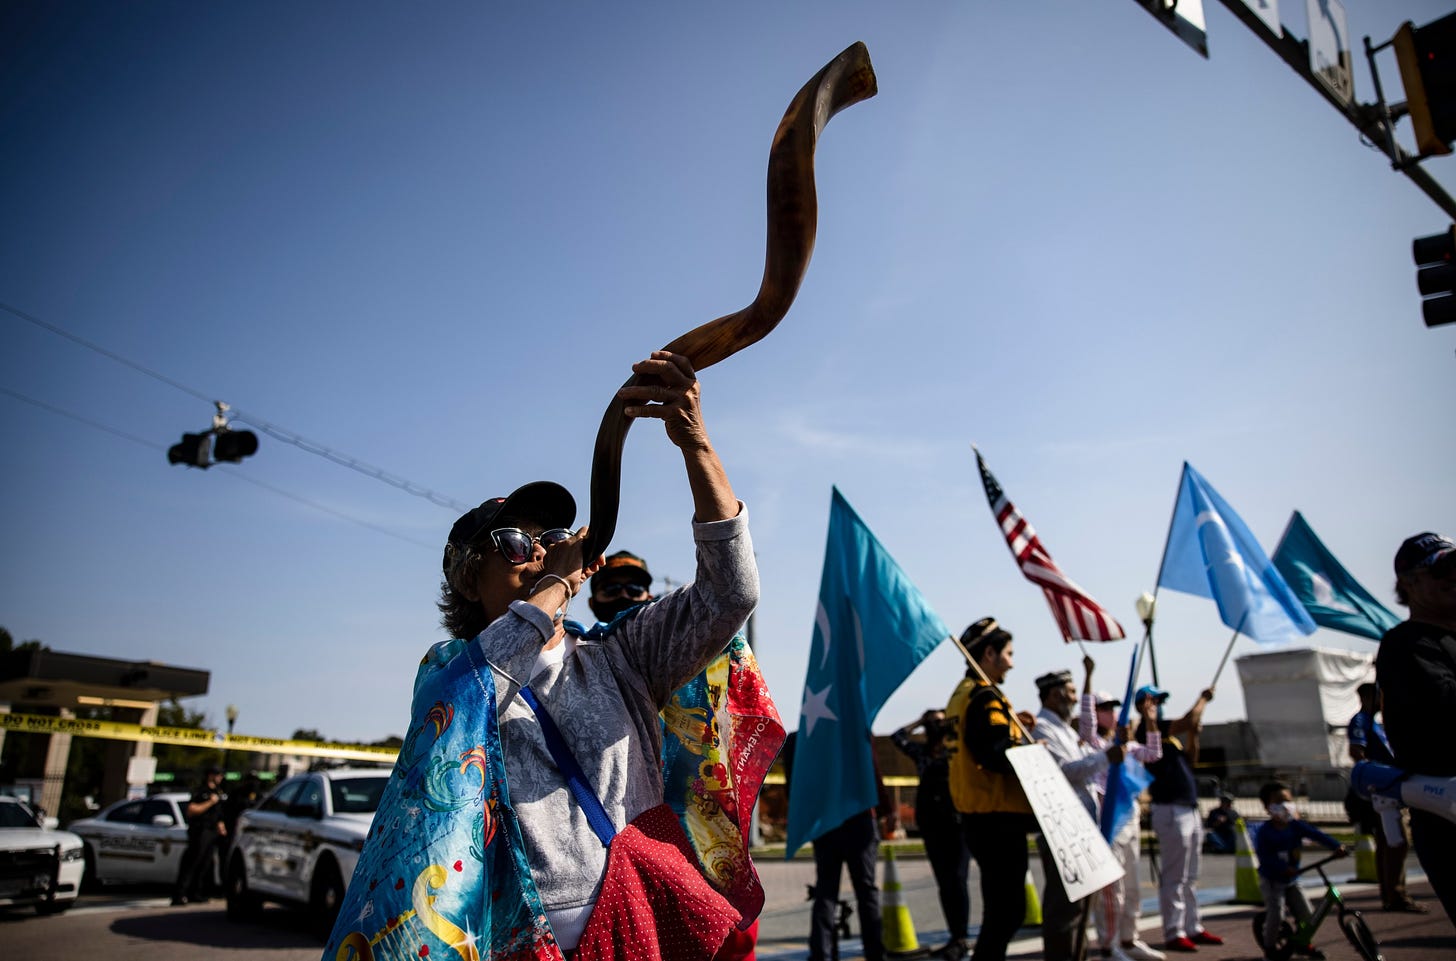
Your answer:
[788,489,951,959]
[947,618,1037,961]
[1080,659,1164,961]
[786,733,894,961]
[968,449,1132,960]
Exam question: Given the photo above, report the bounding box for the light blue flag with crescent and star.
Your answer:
[1271,510,1400,641]
[1157,463,1317,644]
[784,487,951,857]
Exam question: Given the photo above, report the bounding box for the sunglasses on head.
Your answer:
[593,582,650,601]
[489,527,574,565]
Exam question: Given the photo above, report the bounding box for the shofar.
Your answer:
[580,41,878,561]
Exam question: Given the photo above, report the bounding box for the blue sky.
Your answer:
[2,1,1452,744]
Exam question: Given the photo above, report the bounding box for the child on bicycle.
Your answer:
[1255,781,1349,960]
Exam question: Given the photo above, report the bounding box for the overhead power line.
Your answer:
[1,299,471,513]
[0,301,218,404]
[1,385,436,550]
[0,385,167,451]
[231,415,471,512]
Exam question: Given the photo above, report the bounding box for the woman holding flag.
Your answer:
[1080,658,1164,961]
[323,351,764,961]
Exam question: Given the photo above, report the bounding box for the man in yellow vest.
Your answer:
[945,618,1038,961]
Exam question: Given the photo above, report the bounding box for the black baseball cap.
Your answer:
[591,550,652,588]
[1394,532,1455,577]
[443,481,576,574]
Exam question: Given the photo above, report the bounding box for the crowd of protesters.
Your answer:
[871,530,1453,961]
[167,461,1442,961]
[301,341,1451,961]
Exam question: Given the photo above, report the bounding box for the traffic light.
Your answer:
[212,428,259,463]
[1413,226,1456,328]
[1394,13,1456,157]
[167,432,213,468]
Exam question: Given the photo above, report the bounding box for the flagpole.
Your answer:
[1144,608,1161,687]
[1131,633,1146,708]
[948,633,1035,744]
[1208,611,1250,690]
[1146,462,1191,687]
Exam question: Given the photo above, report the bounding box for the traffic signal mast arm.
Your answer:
[1210,0,1456,221]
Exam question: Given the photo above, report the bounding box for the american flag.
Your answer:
[976,447,1125,643]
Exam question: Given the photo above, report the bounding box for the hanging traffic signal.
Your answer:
[167,432,213,468]
[1394,13,1456,157]
[1413,226,1456,328]
[212,428,259,463]
[168,401,259,469]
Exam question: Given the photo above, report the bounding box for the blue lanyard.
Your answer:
[519,685,617,848]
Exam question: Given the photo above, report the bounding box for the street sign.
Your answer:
[126,754,157,785]
[1307,0,1354,104]
[1131,0,1209,59]
[1239,0,1280,37]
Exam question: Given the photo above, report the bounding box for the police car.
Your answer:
[0,795,86,914]
[226,768,387,933]
[68,792,189,887]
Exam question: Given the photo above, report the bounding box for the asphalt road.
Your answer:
[2,851,1449,961]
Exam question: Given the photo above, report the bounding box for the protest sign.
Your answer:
[1006,743,1122,901]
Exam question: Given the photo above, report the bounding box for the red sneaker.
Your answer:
[1164,937,1198,952]
[1190,930,1224,946]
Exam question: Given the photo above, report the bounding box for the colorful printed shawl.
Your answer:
[324,626,783,961]
[660,634,784,924]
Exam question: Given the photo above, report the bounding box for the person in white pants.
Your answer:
[1137,685,1222,953]
[1080,660,1165,961]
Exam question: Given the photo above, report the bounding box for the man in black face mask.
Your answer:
[586,548,767,961]
[588,550,656,624]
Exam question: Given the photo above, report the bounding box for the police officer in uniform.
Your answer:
[172,766,227,905]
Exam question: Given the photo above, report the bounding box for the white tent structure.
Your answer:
[1236,647,1376,771]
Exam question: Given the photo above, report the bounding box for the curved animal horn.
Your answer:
[580,42,877,561]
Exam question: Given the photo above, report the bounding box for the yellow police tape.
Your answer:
[760,773,917,787]
[0,710,399,763]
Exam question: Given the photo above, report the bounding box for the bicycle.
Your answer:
[1251,851,1383,961]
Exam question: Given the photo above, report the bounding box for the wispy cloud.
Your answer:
[774,412,946,462]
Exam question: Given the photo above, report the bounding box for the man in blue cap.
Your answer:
[1136,684,1220,953]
